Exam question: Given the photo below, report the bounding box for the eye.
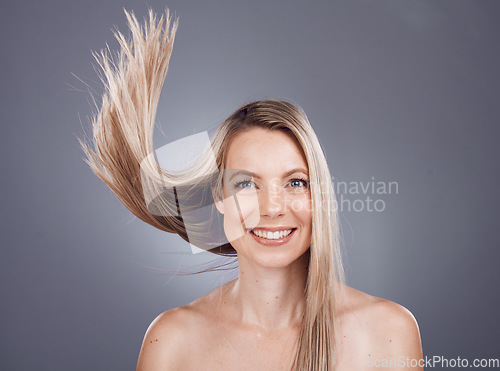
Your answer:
[289,178,308,188]
[234,180,255,189]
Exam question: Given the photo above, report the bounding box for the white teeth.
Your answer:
[251,229,293,239]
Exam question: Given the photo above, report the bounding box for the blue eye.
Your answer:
[290,179,308,188]
[234,180,254,189]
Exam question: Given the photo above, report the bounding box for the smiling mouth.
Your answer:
[249,228,296,240]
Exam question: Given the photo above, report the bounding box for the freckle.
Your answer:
[389,340,392,342]
[275,296,278,299]
[223,301,227,304]
[156,339,158,342]
[150,341,152,343]
[369,354,371,356]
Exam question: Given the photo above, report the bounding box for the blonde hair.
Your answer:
[80,9,345,370]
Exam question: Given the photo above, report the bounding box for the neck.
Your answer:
[226,250,309,331]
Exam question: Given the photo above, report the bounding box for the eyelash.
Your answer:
[233,177,309,189]
[233,179,254,189]
[290,177,309,188]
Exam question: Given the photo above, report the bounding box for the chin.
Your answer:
[236,234,310,269]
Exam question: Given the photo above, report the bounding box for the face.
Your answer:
[215,127,312,269]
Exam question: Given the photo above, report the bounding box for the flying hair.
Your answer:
[79,8,345,370]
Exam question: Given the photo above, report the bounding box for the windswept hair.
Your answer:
[80,9,345,370]
[79,9,185,238]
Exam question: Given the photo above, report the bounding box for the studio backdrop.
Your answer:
[1,0,499,369]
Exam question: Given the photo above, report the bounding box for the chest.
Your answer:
[184,324,299,371]
[180,317,369,371]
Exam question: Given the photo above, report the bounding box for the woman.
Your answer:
[81,9,423,370]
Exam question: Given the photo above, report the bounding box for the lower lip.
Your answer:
[249,229,296,246]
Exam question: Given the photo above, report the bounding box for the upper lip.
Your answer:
[249,226,296,232]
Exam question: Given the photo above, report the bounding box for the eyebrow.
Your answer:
[225,167,309,182]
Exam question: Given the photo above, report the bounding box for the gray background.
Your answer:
[1,0,499,369]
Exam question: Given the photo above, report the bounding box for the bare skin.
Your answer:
[136,280,423,370]
[137,128,423,370]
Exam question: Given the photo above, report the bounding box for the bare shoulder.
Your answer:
[345,286,419,329]
[339,285,423,368]
[136,305,196,371]
[136,284,228,371]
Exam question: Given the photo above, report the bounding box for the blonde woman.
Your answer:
[81,9,423,370]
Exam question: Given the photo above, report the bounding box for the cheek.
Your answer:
[288,195,312,225]
[236,192,261,229]
[221,196,244,243]
[221,192,260,242]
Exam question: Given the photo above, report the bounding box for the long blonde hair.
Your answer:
[80,9,345,370]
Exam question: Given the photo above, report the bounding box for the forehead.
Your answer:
[225,127,308,172]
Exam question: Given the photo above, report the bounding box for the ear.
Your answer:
[212,188,225,214]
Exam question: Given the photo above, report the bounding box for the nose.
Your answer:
[259,184,285,218]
